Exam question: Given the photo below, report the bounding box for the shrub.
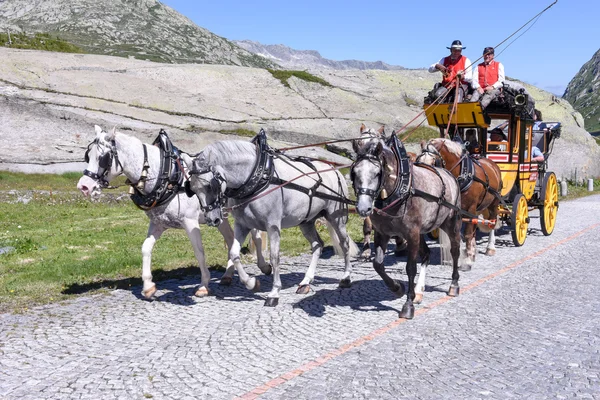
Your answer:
[267,69,332,88]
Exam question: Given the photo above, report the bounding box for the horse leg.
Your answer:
[445,217,462,297]
[485,228,497,256]
[361,217,372,258]
[324,215,355,288]
[414,236,430,304]
[394,236,408,257]
[216,218,235,286]
[231,224,259,293]
[461,222,476,271]
[141,222,165,299]
[296,222,324,294]
[400,232,420,320]
[372,231,405,297]
[264,225,282,307]
[183,219,210,297]
[249,229,272,275]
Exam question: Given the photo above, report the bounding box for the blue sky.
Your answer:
[160,0,598,96]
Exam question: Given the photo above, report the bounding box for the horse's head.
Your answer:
[417,138,447,168]
[183,153,227,227]
[351,135,385,217]
[77,125,122,199]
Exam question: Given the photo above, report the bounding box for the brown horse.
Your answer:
[418,138,502,270]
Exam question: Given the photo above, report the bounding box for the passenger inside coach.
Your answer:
[488,128,507,151]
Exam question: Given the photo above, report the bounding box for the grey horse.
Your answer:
[181,135,359,307]
[351,127,462,319]
[77,125,269,299]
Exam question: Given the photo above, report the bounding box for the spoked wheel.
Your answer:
[540,172,558,236]
[427,228,439,241]
[511,194,529,247]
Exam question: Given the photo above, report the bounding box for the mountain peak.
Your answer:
[234,40,404,71]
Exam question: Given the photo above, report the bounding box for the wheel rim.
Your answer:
[515,196,528,245]
[543,174,558,234]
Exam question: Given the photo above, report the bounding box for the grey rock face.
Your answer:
[0,0,278,68]
[0,47,598,182]
[563,48,600,133]
[234,40,405,71]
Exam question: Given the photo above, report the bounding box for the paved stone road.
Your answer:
[1,195,600,400]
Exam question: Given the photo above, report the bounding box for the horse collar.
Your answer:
[224,131,275,200]
[374,134,412,210]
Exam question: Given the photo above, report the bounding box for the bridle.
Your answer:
[351,152,384,199]
[187,165,227,213]
[83,138,122,187]
[416,143,446,168]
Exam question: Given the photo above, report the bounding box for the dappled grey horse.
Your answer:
[351,127,462,319]
[182,132,359,306]
[77,125,268,299]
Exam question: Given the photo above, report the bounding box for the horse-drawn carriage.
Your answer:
[423,85,561,246]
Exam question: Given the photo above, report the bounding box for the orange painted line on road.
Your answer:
[235,223,600,400]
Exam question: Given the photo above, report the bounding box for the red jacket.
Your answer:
[478,60,500,88]
[442,56,467,85]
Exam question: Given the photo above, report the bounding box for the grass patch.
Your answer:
[218,128,257,138]
[0,171,364,313]
[397,126,440,143]
[562,178,600,201]
[2,32,84,53]
[267,69,332,88]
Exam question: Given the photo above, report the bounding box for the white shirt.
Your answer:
[428,56,473,83]
[471,61,505,90]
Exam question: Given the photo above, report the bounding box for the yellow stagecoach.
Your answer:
[423,87,561,246]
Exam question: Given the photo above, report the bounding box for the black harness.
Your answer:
[83,139,121,188]
[188,129,353,219]
[129,129,185,210]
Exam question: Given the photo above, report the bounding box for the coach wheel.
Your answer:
[427,228,440,241]
[511,194,528,247]
[540,172,558,236]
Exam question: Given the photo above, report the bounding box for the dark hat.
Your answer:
[447,40,466,50]
[490,128,507,141]
[483,46,495,55]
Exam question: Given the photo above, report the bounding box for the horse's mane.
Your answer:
[431,138,463,157]
[200,140,256,166]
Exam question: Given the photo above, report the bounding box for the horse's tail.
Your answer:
[325,220,360,258]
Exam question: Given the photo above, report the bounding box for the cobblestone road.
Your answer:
[1,195,599,400]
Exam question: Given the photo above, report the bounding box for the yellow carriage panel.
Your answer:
[423,102,490,128]
[487,153,518,197]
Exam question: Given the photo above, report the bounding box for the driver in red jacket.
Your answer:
[428,40,473,103]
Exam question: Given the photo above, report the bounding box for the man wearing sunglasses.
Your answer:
[471,46,505,109]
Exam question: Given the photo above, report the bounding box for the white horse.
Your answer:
[181,132,359,307]
[77,125,270,299]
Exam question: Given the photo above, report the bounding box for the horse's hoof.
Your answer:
[459,264,472,272]
[485,249,496,256]
[219,276,233,286]
[142,284,156,299]
[338,278,352,289]
[264,297,279,307]
[399,303,414,319]
[392,280,405,298]
[260,263,273,276]
[252,278,261,293]
[414,293,423,304]
[447,285,460,297]
[296,284,310,295]
[194,287,210,297]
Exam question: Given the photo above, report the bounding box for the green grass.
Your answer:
[1,32,84,53]
[562,178,600,201]
[267,69,332,88]
[218,128,257,138]
[0,171,363,313]
[397,126,440,143]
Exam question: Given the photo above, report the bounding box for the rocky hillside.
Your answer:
[234,40,405,71]
[0,0,278,68]
[563,48,600,133]
[1,47,599,182]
